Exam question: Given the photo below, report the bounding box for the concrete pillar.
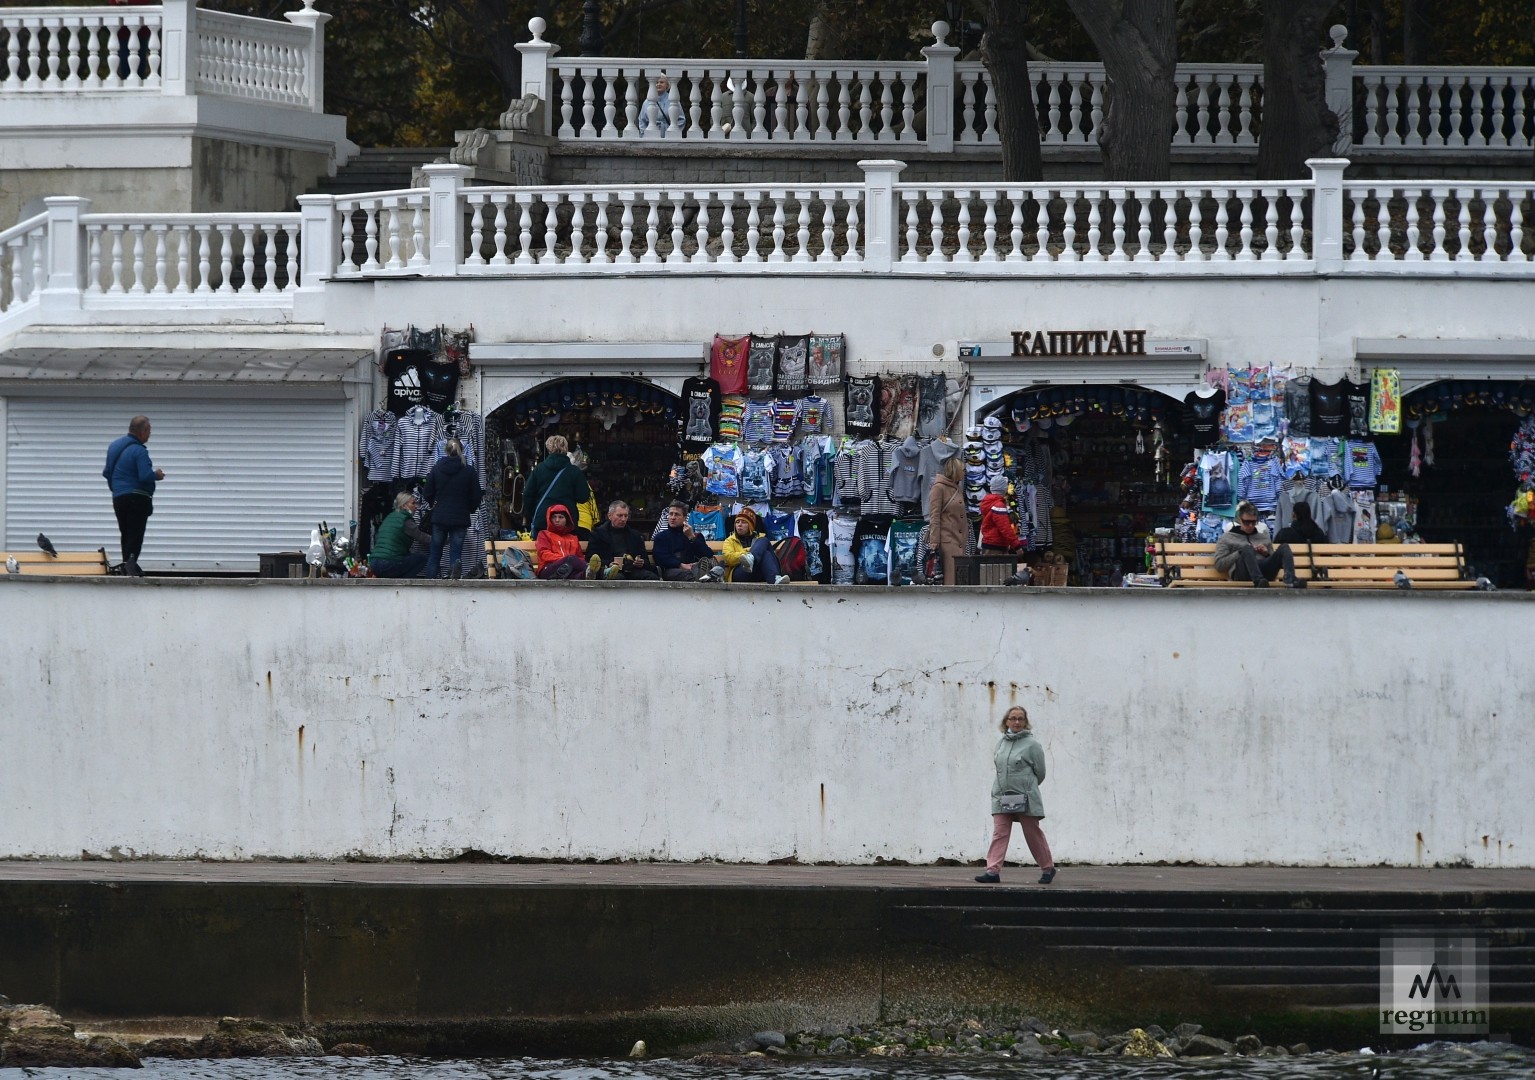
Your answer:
[39,195,91,315]
[423,164,469,275]
[286,0,334,114]
[516,18,560,135]
[859,159,905,272]
[1308,157,1350,272]
[921,22,959,154]
[158,0,196,96]
[293,194,338,320]
[1321,24,1358,154]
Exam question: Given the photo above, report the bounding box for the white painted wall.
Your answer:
[1,579,1527,866]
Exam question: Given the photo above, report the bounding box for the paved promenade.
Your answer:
[2,861,1532,891]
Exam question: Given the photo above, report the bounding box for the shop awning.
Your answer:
[1354,338,1535,392]
[0,325,376,383]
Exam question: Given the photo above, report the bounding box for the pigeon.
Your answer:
[1393,569,1412,590]
[5,556,17,575]
[36,533,57,557]
[1476,576,1497,591]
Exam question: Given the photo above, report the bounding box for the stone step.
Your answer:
[1055,944,1535,966]
[310,148,452,196]
[958,925,1535,948]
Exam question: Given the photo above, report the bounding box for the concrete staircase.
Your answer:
[311,147,452,196]
[890,890,1535,1009]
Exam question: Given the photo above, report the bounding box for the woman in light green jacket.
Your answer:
[975,706,1056,885]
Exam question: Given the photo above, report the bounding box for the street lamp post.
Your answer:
[734,0,748,59]
[580,0,603,56]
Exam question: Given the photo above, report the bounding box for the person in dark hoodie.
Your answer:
[523,434,591,537]
[587,500,658,580]
[653,501,720,581]
[535,504,589,579]
[421,438,482,579]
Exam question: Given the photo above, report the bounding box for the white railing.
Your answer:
[0,0,325,109]
[895,183,1311,265]
[1355,67,1535,149]
[1342,183,1533,265]
[0,213,49,317]
[194,9,311,108]
[81,213,301,295]
[1,7,164,92]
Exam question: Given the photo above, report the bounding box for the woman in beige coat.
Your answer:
[926,454,969,585]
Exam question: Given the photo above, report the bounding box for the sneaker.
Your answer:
[709,564,726,581]
[588,554,603,578]
[774,574,791,585]
[1038,867,1057,885]
[1287,577,1308,589]
[973,872,1001,884]
[1252,578,1271,588]
[554,562,574,580]
[603,564,622,581]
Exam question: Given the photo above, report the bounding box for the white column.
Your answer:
[1308,157,1349,271]
[423,164,469,275]
[515,17,560,135]
[1321,25,1358,154]
[286,0,334,113]
[158,0,196,97]
[39,195,91,316]
[859,159,905,272]
[922,22,959,154]
[293,193,338,320]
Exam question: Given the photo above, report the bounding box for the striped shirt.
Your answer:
[393,406,444,480]
[359,410,398,482]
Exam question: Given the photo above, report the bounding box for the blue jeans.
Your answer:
[738,537,781,582]
[371,553,427,579]
[426,525,466,578]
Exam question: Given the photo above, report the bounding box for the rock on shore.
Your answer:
[0,1007,330,1068]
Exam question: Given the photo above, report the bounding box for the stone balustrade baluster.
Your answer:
[1194,81,1211,144]
[1045,75,1063,143]
[1373,188,1393,261]
[640,193,662,263]
[693,193,712,263]
[1161,193,1178,261]
[1235,189,1255,260]
[1261,189,1280,260]
[1237,75,1255,143]
[768,191,787,261]
[148,226,168,292]
[176,225,195,292]
[813,69,832,142]
[717,197,736,263]
[1288,187,1304,258]
[1212,194,1230,260]
[239,223,257,292]
[1033,192,1052,261]
[1187,192,1204,261]
[844,193,860,262]
[669,192,687,264]
[817,192,836,262]
[1429,187,1449,259]
[980,191,998,261]
[262,225,280,291]
[1083,193,1103,262]
[127,224,147,293]
[1509,192,1527,261]
[835,72,853,142]
[1465,75,1485,147]
[1134,191,1153,262]
[925,189,943,262]
[1404,192,1422,260]
[1215,80,1233,145]
[742,192,761,262]
[1008,191,1026,262]
[1173,81,1190,145]
[383,203,404,270]
[1060,192,1079,261]
[1482,191,1499,260]
[1455,189,1473,261]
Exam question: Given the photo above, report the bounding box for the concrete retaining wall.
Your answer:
[1,578,1527,866]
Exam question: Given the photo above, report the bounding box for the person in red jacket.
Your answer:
[979,475,1023,553]
[535,504,588,579]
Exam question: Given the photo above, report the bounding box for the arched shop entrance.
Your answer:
[1374,380,1535,589]
[977,384,1191,586]
[486,377,681,535]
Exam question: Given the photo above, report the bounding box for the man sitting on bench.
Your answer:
[1214,500,1306,589]
[588,500,658,581]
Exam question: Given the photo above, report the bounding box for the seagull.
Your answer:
[1393,569,1412,590]
[36,533,57,557]
[5,556,17,575]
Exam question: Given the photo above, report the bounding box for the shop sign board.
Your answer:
[1010,329,1148,357]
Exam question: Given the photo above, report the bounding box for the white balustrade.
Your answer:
[1355,68,1535,150]
[0,214,49,318]
[333,192,431,275]
[455,186,865,268]
[1,6,163,92]
[80,213,301,294]
[548,60,923,143]
[893,183,1311,266]
[1341,184,1534,265]
[194,9,311,107]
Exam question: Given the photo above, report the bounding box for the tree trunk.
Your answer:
[981,0,1043,181]
[1065,0,1177,181]
[1401,0,1425,64]
[1256,0,1341,180]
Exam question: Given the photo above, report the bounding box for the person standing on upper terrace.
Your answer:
[102,414,164,577]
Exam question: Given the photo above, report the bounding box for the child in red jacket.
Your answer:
[979,475,1023,553]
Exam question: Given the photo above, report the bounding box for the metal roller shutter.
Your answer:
[5,397,348,571]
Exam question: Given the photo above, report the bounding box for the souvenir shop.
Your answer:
[662,332,975,584]
[1175,368,1535,589]
[357,326,492,576]
[974,385,1192,586]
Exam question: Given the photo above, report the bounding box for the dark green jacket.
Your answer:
[524,452,591,531]
[370,510,414,560]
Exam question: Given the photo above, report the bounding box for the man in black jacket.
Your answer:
[587,501,658,580]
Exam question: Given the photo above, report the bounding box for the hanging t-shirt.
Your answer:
[798,396,831,436]
[739,450,771,502]
[688,506,726,541]
[917,374,948,438]
[1285,375,1312,436]
[710,334,750,395]
[1309,379,1350,437]
[383,348,431,417]
[680,376,722,450]
[418,360,460,414]
[763,510,795,542]
[701,443,742,498]
[795,510,832,584]
[808,333,845,388]
[852,514,894,585]
[746,335,777,399]
[887,518,924,586]
[828,514,857,584]
[1342,377,1371,438]
[776,334,810,396]
[1369,369,1401,434]
[845,375,881,437]
[1344,440,1383,490]
[1184,388,1226,448]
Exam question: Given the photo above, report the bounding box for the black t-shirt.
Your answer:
[680,376,721,450]
[1309,378,1350,437]
[845,375,881,437]
[746,335,777,400]
[1342,376,1370,438]
[1183,388,1226,448]
[382,348,429,417]
[419,361,460,414]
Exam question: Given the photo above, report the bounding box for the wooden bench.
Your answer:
[1152,541,1474,589]
[2,548,111,576]
[485,538,827,583]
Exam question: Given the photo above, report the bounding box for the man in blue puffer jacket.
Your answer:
[102,415,164,576]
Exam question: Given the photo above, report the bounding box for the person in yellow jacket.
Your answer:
[720,508,790,584]
[575,490,601,539]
